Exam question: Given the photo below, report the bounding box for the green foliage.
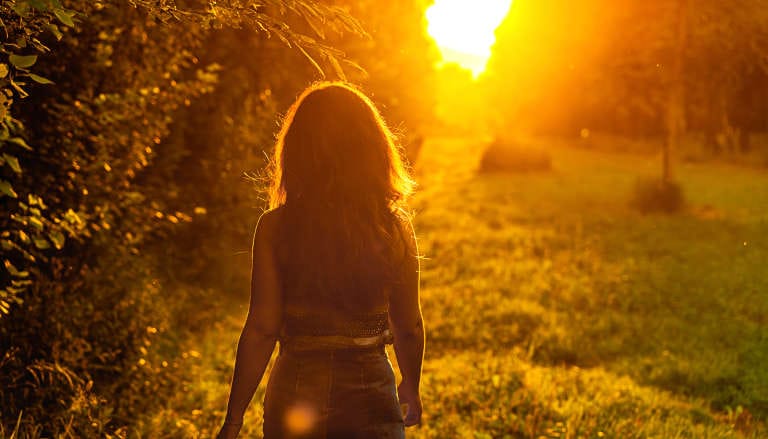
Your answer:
[1,0,217,432]
[1,0,432,433]
[8,54,38,69]
[0,0,79,317]
[0,0,376,435]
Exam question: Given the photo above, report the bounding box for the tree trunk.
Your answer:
[664,0,688,183]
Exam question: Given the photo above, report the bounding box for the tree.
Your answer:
[483,0,768,166]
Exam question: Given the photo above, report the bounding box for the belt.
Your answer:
[279,329,393,353]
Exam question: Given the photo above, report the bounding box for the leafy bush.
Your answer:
[630,177,685,213]
[0,0,370,435]
[479,138,552,173]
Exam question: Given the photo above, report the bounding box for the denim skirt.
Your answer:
[263,345,405,439]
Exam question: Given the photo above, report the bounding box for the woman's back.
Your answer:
[272,203,404,351]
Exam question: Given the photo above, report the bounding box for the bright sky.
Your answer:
[426,0,513,77]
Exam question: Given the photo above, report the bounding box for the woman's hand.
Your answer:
[397,382,422,427]
[215,422,242,439]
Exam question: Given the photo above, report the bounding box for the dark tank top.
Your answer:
[277,255,395,351]
[272,205,402,351]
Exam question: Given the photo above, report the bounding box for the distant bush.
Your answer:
[631,178,684,213]
[479,138,552,173]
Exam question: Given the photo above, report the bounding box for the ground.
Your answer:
[142,136,768,438]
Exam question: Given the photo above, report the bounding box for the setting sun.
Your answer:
[426,0,513,77]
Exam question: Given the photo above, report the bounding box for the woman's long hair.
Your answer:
[269,82,414,312]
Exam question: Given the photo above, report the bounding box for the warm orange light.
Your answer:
[284,402,318,434]
[426,0,513,77]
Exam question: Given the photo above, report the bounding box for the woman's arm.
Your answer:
[388,217,424,427]
[218,211,283,438]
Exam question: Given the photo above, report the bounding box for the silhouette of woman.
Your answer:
[217,82,424,439]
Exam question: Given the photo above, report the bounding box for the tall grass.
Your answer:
[139,136,767,438]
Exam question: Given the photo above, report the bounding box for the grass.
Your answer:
[140,136,768,438]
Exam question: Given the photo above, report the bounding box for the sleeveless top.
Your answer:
[273,206,401,352]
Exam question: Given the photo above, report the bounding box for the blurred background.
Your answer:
[1,0,766,437]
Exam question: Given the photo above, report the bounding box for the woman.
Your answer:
[217,82,424,439]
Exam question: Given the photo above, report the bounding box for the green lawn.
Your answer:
[142,136,767,438]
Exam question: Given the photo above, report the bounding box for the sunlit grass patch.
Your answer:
[411,350,760,438]
[144,135,767,437]
[520,364,759,439]
[413,136,767,434]
[135,310,271,438]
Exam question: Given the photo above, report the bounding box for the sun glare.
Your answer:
[426,0,513,77]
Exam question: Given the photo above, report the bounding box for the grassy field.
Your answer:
[142,136,768,438]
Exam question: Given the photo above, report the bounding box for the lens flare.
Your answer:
[426,0,513,77]
[284,401,318,435]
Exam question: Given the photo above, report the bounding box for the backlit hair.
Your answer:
[269,82,415,312]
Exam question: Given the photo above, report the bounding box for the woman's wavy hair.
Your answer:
[269,82,414,311]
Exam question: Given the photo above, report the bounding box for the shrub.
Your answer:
[630,177,685,213]
[479,138,552,173]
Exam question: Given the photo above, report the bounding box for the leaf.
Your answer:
[17,230,30,244]
[54,8,75,27]
[7,137,32,150]
[12,3,29,15]
[8,54,38,69]
[27,194,47,209]
[342,58,368,77]
[0,180,18,198]
[29,216,43,231]
[2,154,22,174]
[302,11,326,39]
[46,24,63,41]
[64,209,84,225]
[48,231,65,250]
[33,238,50,249]
[29,74,54,85]
[28,0,48,10]
[296,44,325,79]
[4,259,21,276]
[327,54,346,81]
[0,64,8,79]
[10,80,29,98]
